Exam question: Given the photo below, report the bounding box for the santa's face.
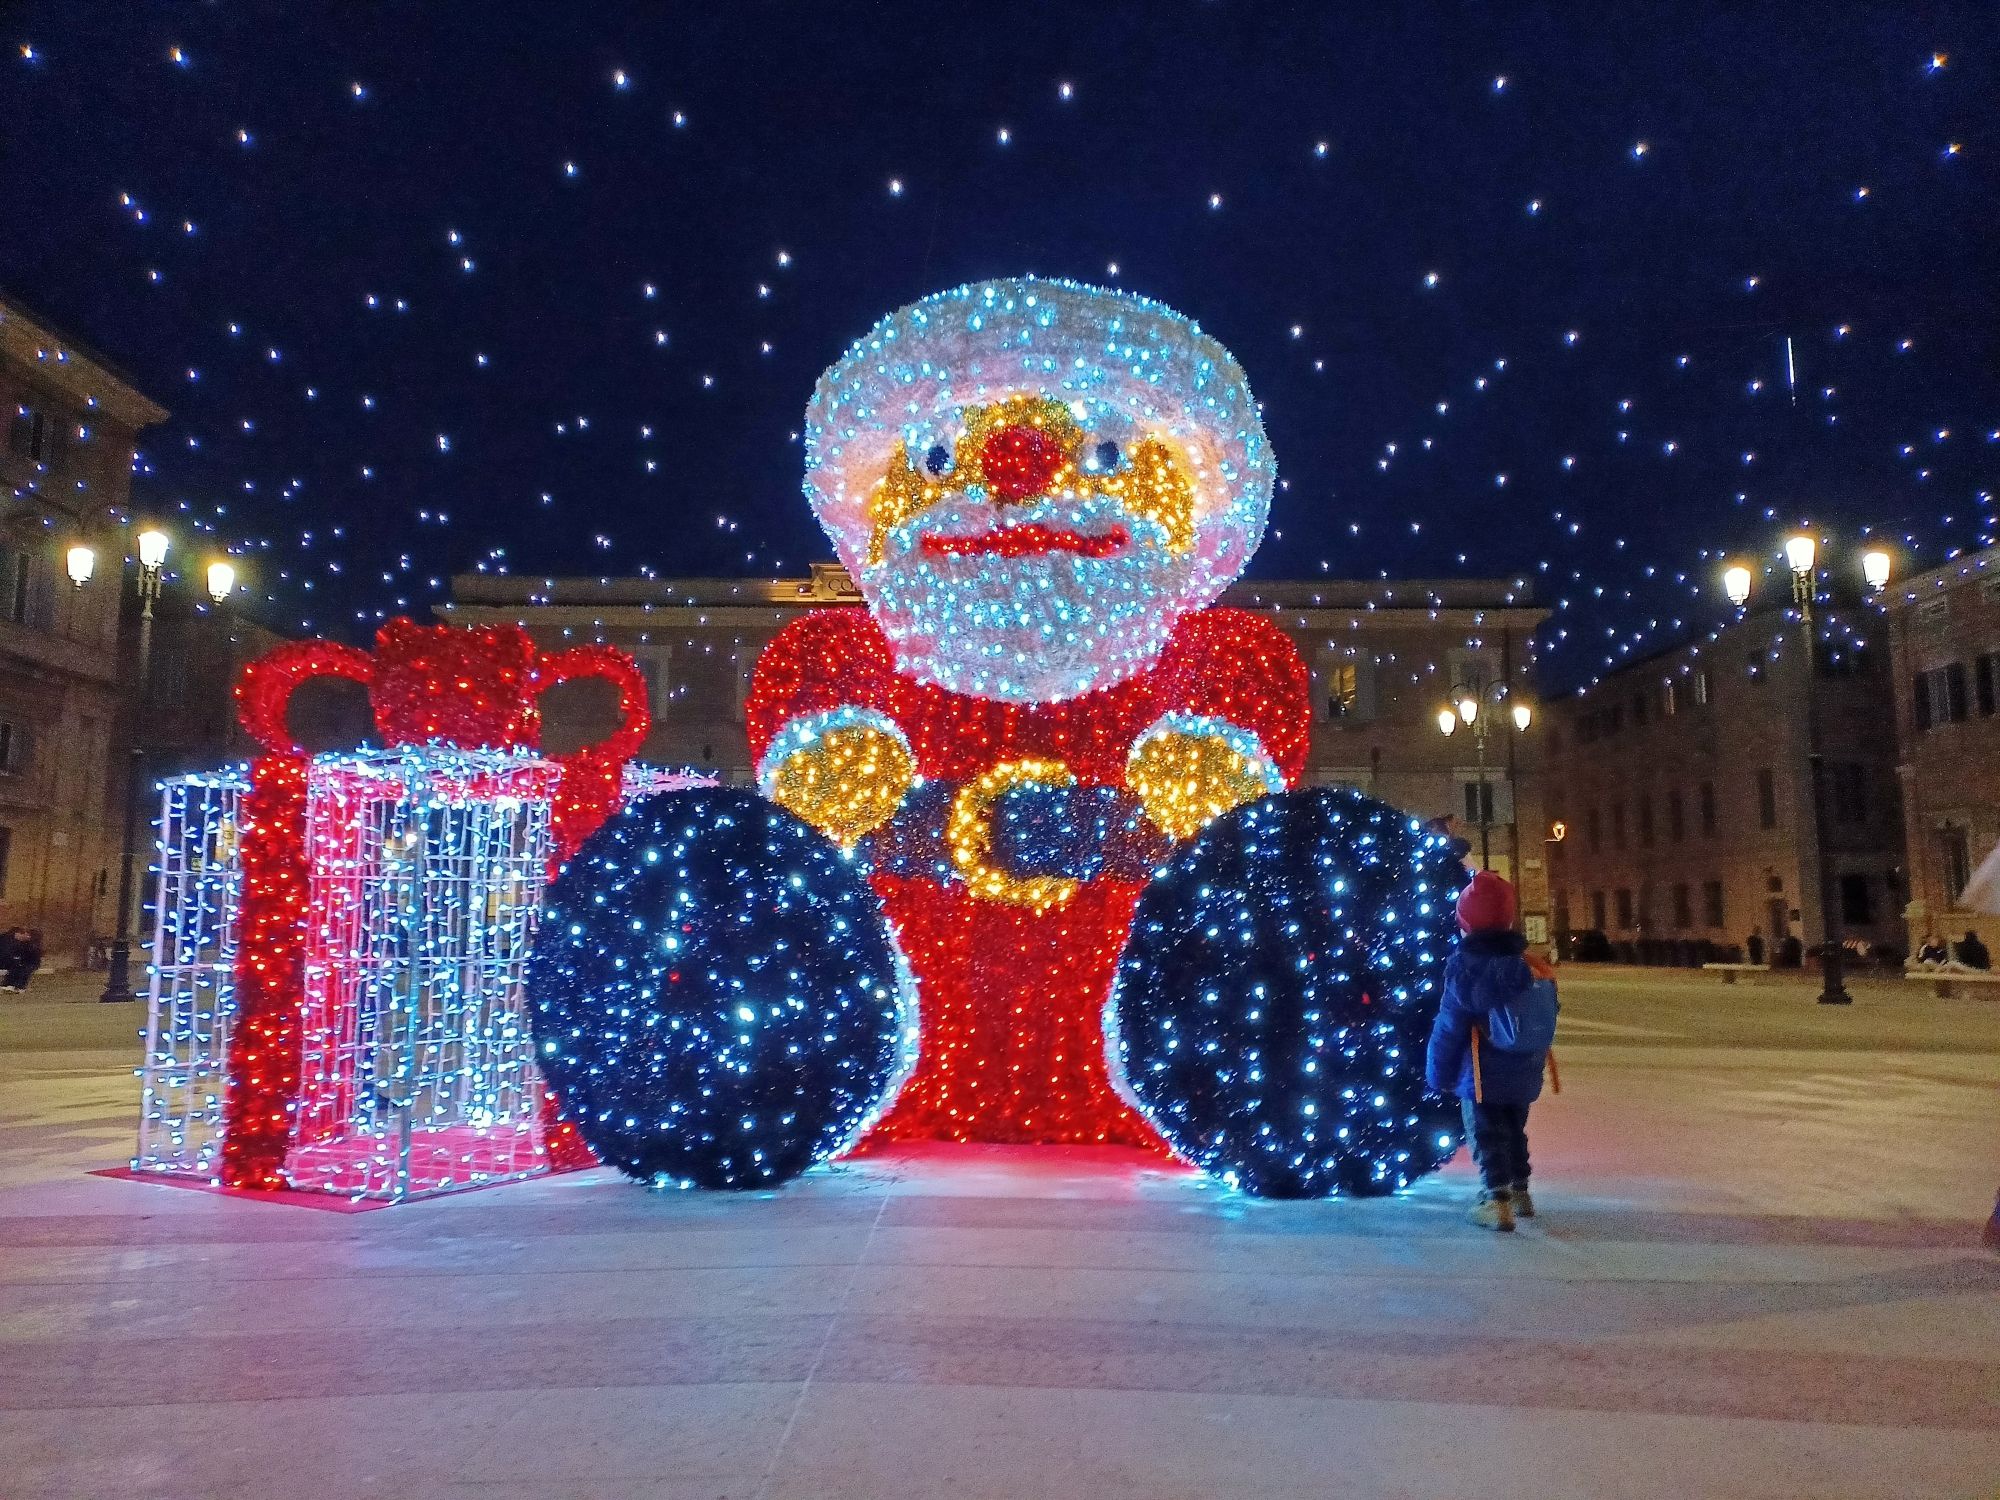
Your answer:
[862,394,1203,702]
[803,278,1276,704]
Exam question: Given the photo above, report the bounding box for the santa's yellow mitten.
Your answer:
[757,709,915,847]
[1127,713,1285,841]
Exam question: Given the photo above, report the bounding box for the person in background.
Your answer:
[1,928,41,992]
[1954,930,1990,970]
[1426,871,1559,1233]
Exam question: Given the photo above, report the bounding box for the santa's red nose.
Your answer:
[980,423,1066,503]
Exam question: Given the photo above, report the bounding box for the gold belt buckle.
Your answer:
[945,758,1080,911]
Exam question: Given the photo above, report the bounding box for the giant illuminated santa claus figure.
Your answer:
[747,278,1310,1147]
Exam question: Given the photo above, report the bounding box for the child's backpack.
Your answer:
[1483,976,1559,1054]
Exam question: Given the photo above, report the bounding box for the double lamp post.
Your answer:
[65,529,237,1004]
[1436,683,1532,872]
[1721,534,1891,1006]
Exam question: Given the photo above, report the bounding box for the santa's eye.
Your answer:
[1085,439,1124,474]
[921,442,955,477]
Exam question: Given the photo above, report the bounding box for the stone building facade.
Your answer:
[445,568,1554,936]
[1883,547,2000,955]
[1543,607,1906,959]
[0,294,167,963]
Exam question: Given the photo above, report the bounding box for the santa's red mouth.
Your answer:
[920,524,1130,560]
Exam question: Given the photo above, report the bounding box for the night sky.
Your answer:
[4,3,1994,689]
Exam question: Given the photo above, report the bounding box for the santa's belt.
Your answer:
[862,777,1172,883]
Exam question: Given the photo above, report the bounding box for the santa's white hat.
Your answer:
[803,277,1274,599]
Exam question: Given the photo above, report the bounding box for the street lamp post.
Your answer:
[1721,536,1892,1006]
[93,529,170,1003]
[1436,682,1531,871]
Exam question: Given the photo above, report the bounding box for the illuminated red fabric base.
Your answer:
[864,876,1163,1149]
[92,1167,395,1213]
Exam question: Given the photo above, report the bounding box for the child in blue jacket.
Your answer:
[1426,872,1556,1232]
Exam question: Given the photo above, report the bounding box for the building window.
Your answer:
[1699,780,1718,835]
[1756,767,1777,829]
[1914,664,1969,729]
[1976,653,1997,717]
[1702,879,1725,927]
[1693,666,1713,706]
[1839,873,1873,927]
[1831,763,1868,825]
[1460,777,1511,827]
[1638,795,1655,848]
[1661,678,1677,716]
[0,547,29,626]
[1553,891,1571,937]
[1671,882,1693,928]
[1325,661,1357,719]
[0,825,10,898]
[1668,788,1685,843]
[1463,780,1490,825]
[634,654,667,712]
[1615,888,1635,929]
[1447,647,1501,700]
[0,721,26,775]
[1940,824,1973,904]
[1591,890,1607,931]
[1611,801,1626,850]
[1316,652,1374,724]
[1632,691,1649,726]
[1587,807,1602,851]
[7,405,49,461]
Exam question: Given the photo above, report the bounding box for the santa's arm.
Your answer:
[1127,608,1312,839]
[746,610,916,846]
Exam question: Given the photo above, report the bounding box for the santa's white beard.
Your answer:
[865,496,1198,704]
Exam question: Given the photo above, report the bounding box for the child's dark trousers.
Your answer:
[1461,1099,1531,1191]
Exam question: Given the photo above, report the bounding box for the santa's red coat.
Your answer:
[747,606,1311,1146]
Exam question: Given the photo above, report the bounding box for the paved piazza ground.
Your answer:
[2,967,1996,1499]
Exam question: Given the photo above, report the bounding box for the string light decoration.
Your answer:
[804,279,1272,706]
[751,280,1312,1147]
[13,17,1995,692]
[1107,787,1469,1198]
[133,769,250,1179]
[208,619,651,1193]
[134,758,714,1190]
[283,746,564,1200]
[527,788,915,1189]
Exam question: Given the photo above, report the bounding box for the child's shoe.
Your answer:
[1468,1189,1515,1232]
[1511,1184,1535,1218]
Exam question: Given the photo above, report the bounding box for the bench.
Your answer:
[1904,968,2000,999]
[1701,963,1772,984]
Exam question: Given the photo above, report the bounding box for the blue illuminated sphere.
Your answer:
[529,789,910,1190]
[1108,787,1468,1198]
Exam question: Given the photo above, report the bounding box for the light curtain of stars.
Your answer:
[2,4,1993,689]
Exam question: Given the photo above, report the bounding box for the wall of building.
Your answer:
[446,569,1554,938]
[0,295,167,963]
[1544,607,1905,959]
[1886,548,2000,956]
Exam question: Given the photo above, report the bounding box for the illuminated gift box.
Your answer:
[280,745,563,1199]
[133,769,251,1180]
[132,755,709,1200]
